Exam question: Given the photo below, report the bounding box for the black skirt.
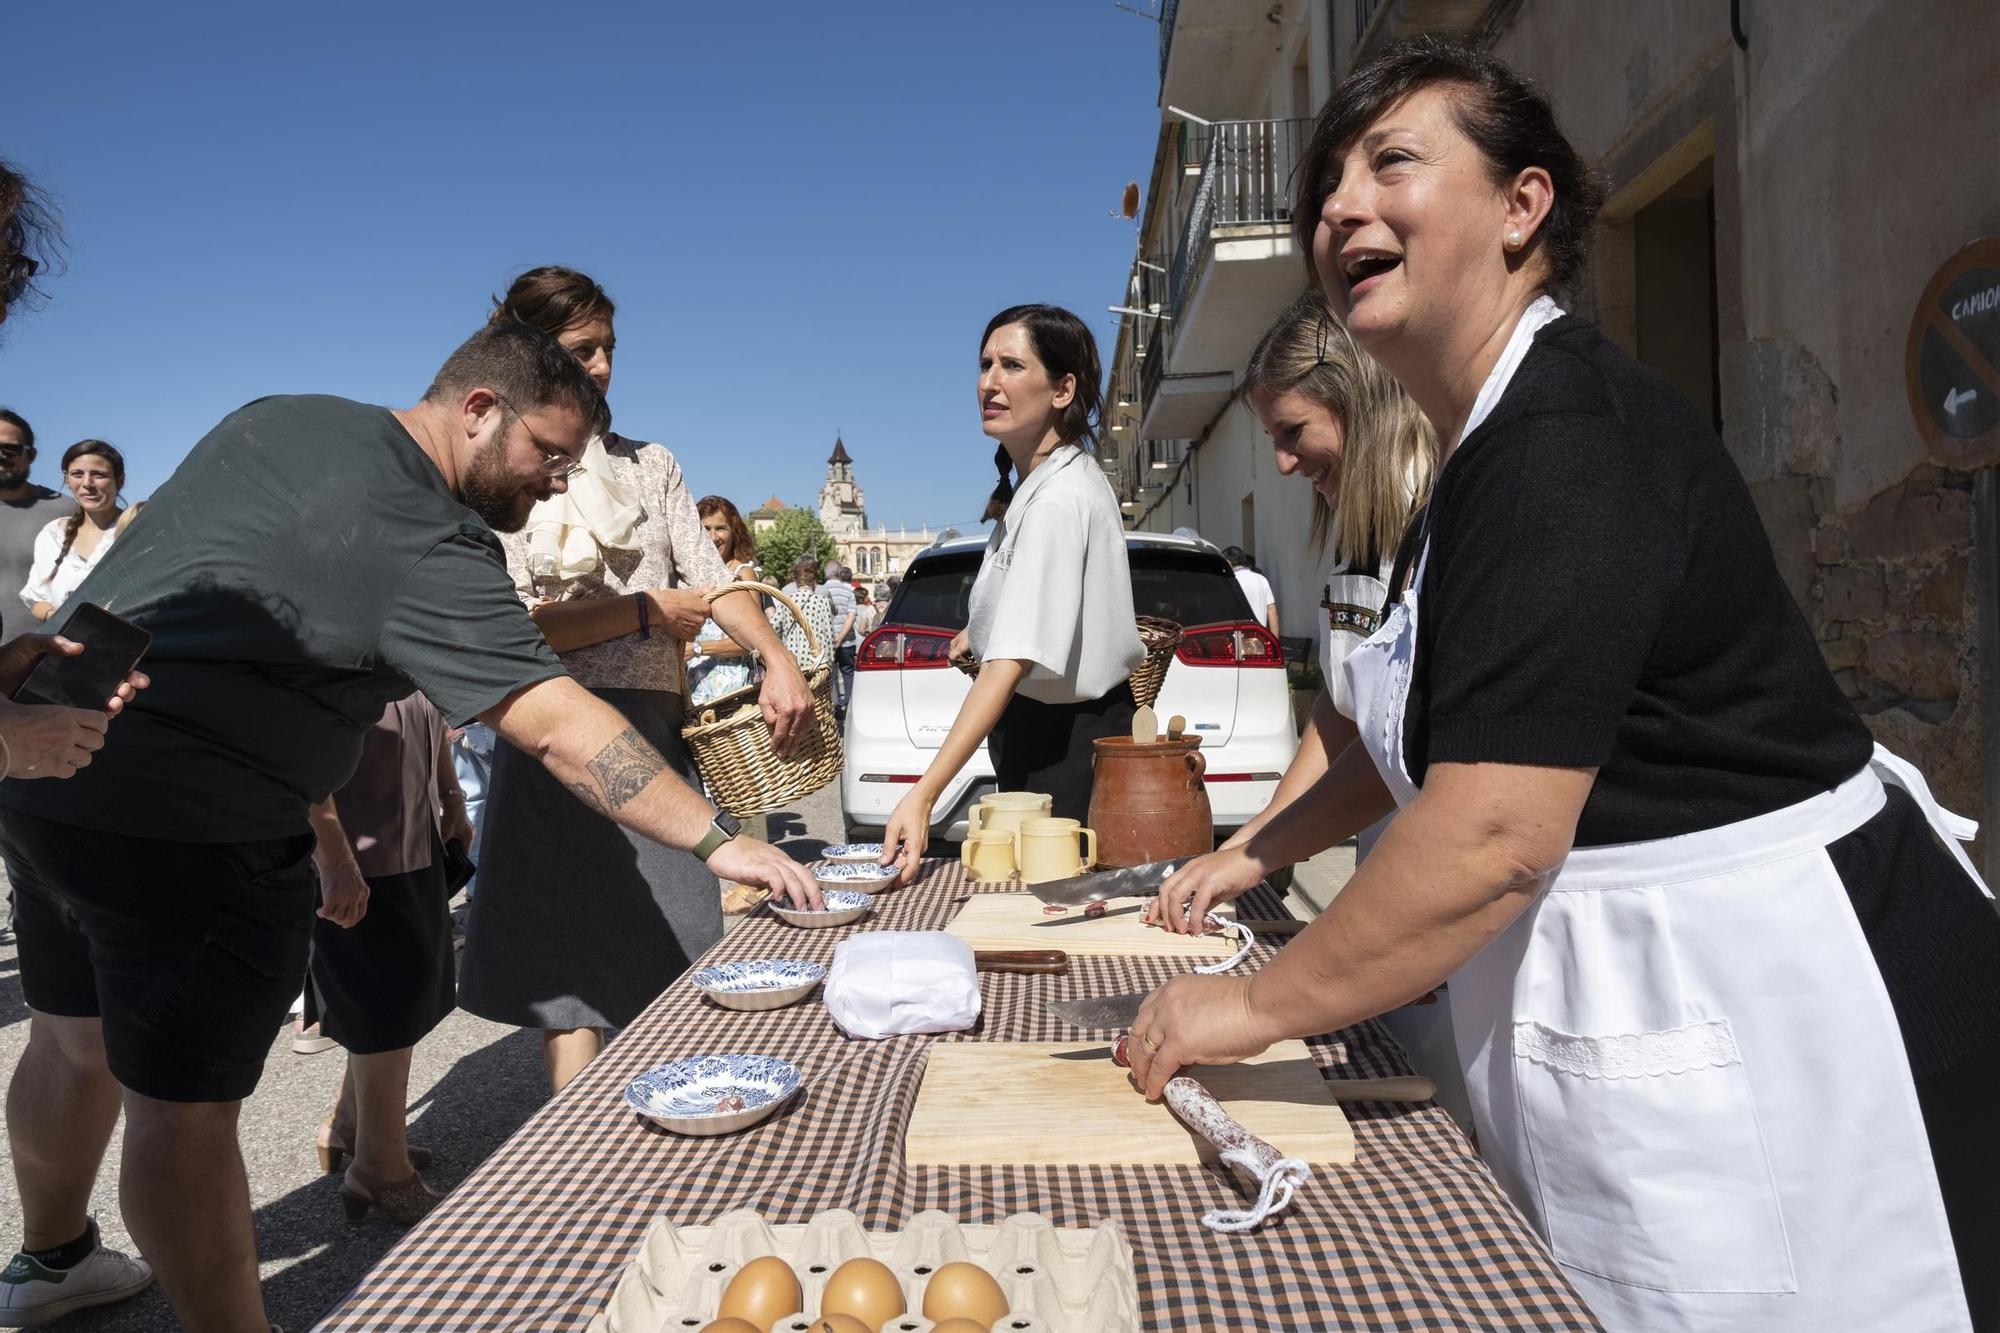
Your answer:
[988,681,1137,823]
[304,832,455,1056]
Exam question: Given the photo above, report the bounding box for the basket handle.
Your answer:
[701,580,823,664]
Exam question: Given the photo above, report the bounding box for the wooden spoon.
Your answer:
[1131,705,1159,745]
[1166,714,1187,741]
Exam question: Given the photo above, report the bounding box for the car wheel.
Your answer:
[843,822,877,845]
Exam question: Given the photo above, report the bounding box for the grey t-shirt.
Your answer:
[0,395,565,842]
[0,485,76,635]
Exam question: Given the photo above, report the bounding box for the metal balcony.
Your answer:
[1140,117,1311,439]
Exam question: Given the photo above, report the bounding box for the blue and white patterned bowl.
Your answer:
[820,842,886,864]
[690,959,826,1012]
[624,1054,803,1136]
[768,888,874,929]
[811,861,899,892]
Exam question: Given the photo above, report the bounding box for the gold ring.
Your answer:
[1141,1034,1161,1053]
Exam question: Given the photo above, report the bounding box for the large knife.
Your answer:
[1026,857,1194,906]
[1048,995,1437,1103]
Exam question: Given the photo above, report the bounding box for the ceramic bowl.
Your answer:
[768,888,874,929]
[690,959,826,1012]
[819,842,886,863]
[624,1054,803,1136]
[811,861,899,892]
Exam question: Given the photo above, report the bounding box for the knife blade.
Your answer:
[1026,857,1194,906]
[1046,992,1146,1028]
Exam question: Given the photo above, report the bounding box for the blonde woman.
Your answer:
[1151,289,1434,929]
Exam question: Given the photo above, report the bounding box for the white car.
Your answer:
[841,530,1299,846]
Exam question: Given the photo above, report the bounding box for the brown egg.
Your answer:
[700,1321,763,1333]
[919,1261,1009,1329]
[928,1321,992,1333]
[808,1317,872,1333]
[716,1254,805,1333]
[819,1256,906,1332]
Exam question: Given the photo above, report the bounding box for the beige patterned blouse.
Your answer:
[499,433,731,695]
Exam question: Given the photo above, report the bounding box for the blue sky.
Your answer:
[3,1,1161,533]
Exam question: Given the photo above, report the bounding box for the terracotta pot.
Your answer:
[1087,736,1213,868]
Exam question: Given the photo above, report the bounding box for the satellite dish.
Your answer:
[1121,181,1140,219]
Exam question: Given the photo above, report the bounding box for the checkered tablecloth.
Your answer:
[315,862,1600,1331]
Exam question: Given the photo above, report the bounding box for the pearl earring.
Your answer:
[1506,229,1522,250]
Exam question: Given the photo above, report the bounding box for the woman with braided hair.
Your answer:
[22,440,128,623]
[879,304,1144,886]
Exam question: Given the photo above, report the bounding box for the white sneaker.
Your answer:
[0,1239,154,1326]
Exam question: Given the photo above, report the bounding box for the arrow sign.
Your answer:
[1945,386,1978,414]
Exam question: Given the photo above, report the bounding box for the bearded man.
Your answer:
[0,320,820,1331]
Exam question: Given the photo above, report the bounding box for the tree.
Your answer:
[756,508,837,586]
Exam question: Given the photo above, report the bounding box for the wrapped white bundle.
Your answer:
[823,932,982,1039]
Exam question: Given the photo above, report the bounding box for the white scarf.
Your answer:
[521,433,645,579]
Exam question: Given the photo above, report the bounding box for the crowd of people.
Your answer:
[3,28,1997,1333]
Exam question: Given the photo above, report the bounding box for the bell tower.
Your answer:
[818,435,866,535]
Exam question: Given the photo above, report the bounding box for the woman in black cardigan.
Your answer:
[1132,38,1999,1333]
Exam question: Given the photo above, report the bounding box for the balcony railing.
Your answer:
[1167,117,1312,330]
[1159,0,1179,84]
[1140,319,1167,427]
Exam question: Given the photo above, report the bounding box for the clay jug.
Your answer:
[1087,736,1212,867]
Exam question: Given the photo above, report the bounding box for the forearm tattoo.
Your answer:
[568,727,665,815]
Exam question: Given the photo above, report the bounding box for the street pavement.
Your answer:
[0,783,844,1332]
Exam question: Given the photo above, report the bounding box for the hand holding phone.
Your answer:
[9,604,152,711]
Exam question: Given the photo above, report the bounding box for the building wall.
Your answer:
[1493,0,1998,857]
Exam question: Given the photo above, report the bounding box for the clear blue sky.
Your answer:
[4,1,1161,533]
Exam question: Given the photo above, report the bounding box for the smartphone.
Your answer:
[12,602,152,710]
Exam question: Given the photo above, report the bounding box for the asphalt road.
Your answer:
[0,783,844,1332]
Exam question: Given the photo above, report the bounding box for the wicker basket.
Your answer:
[682,581,843,818]
[955,615,1184,710]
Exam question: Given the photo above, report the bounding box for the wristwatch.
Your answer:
[692,808,742,862]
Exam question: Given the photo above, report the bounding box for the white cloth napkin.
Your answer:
[823,932,981,1039]
[522,434,644,579]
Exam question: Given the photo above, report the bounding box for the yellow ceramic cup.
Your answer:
[965,791,1053,840]
[960,829,1019,882]
[1016,816,1098,885]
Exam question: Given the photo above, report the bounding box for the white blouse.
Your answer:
[20,517,117,616]
[966,447,1145,705]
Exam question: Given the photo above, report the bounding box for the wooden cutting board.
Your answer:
[946,893,1235,959]
[905,1041,1354,1168]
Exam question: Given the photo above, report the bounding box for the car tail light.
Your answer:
[1175,622,1284,667]
[857,625,958,670]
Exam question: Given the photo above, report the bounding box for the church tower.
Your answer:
[818,435,866,535]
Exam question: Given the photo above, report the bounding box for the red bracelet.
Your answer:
[635,591,651,639]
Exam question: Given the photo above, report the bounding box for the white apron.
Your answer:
[1340,301,1984,1331]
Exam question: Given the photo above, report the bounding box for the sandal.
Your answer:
[316,1116,433,1175]
[339,1164,443,1226]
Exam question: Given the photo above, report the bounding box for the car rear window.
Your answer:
[883,546,1252,632]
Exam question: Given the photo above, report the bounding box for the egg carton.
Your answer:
[588,1208,1140,1333]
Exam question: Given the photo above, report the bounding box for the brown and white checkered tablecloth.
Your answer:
[315,863,1601,1331]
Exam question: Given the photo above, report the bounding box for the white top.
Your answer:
[1454,294,1565,453]
[1232,567,1275,620]
[967,446,1145,705]
[20,517,117,615]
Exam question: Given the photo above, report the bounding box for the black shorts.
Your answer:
[0,806,317,1103]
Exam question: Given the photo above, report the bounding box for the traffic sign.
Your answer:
[1906,237,2000,470]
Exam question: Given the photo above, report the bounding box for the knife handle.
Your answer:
[974,949,1069,975]
[1321,1075,1436,1103]
[1234,917,1308,936]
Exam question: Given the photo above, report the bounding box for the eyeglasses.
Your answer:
[493,395,585,479]
[2,254,38,306]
